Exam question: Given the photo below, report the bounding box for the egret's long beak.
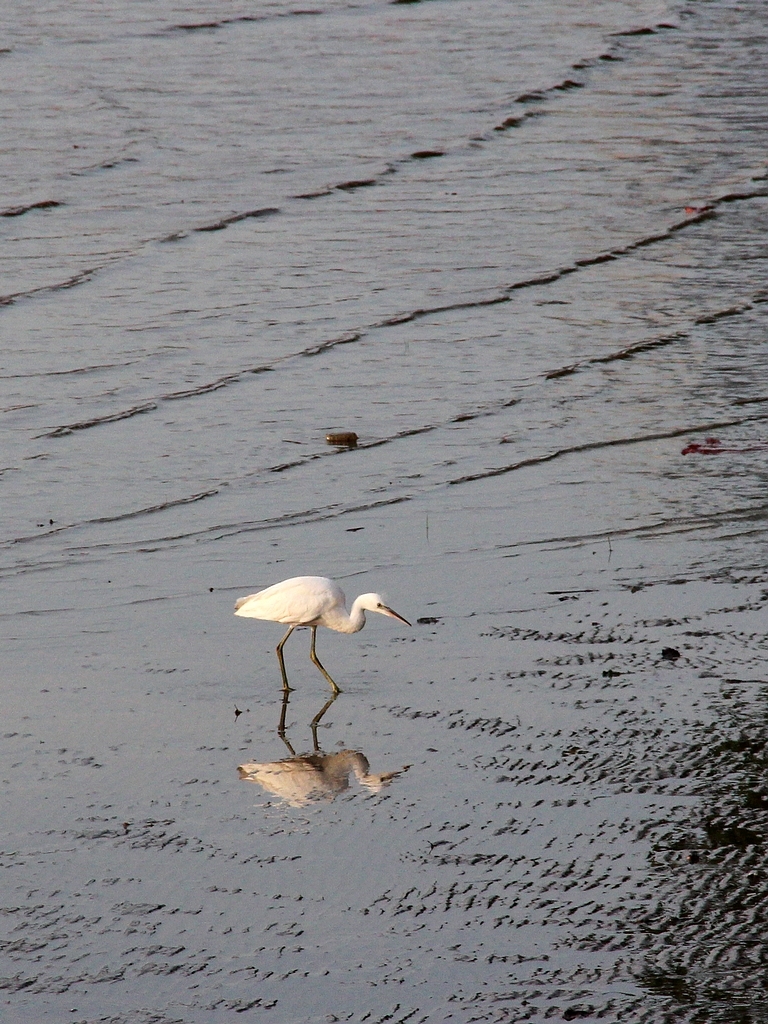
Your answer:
[380,605,411,627]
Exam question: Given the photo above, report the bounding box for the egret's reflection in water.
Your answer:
[238,691,409,806]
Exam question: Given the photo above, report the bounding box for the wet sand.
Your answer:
[3,0,768,1021]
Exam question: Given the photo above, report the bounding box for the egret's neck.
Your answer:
[325,594,376,634]
[345,598,368,634]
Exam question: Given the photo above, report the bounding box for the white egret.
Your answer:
[234,575,410,692]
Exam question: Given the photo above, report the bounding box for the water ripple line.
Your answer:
[448,412,768,486]
[35,249,768,441]
[0,17,750,322]
[8,489,220,547]
[8,410,768,563]
[1,199,61,218]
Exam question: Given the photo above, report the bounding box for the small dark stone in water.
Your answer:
[326,431,358,447]
[411,150,444,159]
[661,647,681,660]
[417,616,441,625]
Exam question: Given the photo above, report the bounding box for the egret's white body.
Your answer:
[234,575,410,692]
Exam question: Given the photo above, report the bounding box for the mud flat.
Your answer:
[3,0,768,1020]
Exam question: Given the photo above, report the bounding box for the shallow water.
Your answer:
[2,0,768,1021]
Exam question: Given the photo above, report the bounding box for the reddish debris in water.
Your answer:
[682,436,768,455]
[681,437,722,454]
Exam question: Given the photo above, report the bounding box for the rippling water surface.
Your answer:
[2,0,768,1021]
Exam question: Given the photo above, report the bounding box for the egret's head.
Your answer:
[359,593,411,626]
